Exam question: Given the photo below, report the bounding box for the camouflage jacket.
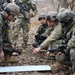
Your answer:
[36,23,48,36]
[62,18,75,49]
[16,1,37,19]
[0,12,12,52]
[35,23,48,44]
[40,23,62,49]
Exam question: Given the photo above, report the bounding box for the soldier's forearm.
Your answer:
[40,36,55,50]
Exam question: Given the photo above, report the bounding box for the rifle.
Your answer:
[48,44,67,53]
[40,34,47,40]
[15,0,29,23]
[35,34,47,45]
[49,21,75,53]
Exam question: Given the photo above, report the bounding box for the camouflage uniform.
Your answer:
[0,12,10,53]
[45,15,58,37]
[35,23,48,45]
[38,14,62,51]
[0,3,20,62]
[13,0,37,48]
[56,8,75,71]
[32,14,48,48]
[40,24,62,49]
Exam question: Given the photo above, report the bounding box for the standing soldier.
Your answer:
[12,0,37,50]
[0,3,20,63]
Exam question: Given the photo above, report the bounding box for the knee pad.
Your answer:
[70,49,75,64]
[56,53,67,64]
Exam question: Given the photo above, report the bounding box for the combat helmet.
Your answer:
[57,8,75,23]
[47,11,57,21]
[4,3,20,16]
[38,13,46,21]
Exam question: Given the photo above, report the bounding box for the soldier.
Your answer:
[0,3,20,63]
[44,15,62,56]
[32,14,48,48]
[32,15,62,54]
[55,9,75,73]
[45,14,57,37]
[12,0,37,50]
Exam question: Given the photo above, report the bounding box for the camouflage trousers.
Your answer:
[56,49,75,71]
[12,18,30,48]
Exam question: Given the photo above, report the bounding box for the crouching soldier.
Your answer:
[32,14,62,54]
[32,14,48,48]
[56,8,75,73]
[0,3,20,63]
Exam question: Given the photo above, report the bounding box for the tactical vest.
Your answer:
[15,0,31,12]
[0,13,12,51]
[62,22,75,44]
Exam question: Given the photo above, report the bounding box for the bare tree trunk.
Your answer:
[69,0,75,10]
[52,0,75,12]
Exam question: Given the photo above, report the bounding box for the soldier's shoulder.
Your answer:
[38,24,43,28]
[54,23,61,30]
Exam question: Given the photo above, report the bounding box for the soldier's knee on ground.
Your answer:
[56,53,67,64]
[70,49,75,66]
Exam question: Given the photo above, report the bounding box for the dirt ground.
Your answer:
[0,45,68,75]
[0,40,54,75]
[0,24,72,75]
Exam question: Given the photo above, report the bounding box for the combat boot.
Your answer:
[5,54,19,63]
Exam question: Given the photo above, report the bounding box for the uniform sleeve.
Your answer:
[45,27,53,36]
[30,3,37,17]
[0,20,3,52]
[68,25,75,48]
[36,25,42,35]
[40,24,62,49]
[31,3,37,11]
